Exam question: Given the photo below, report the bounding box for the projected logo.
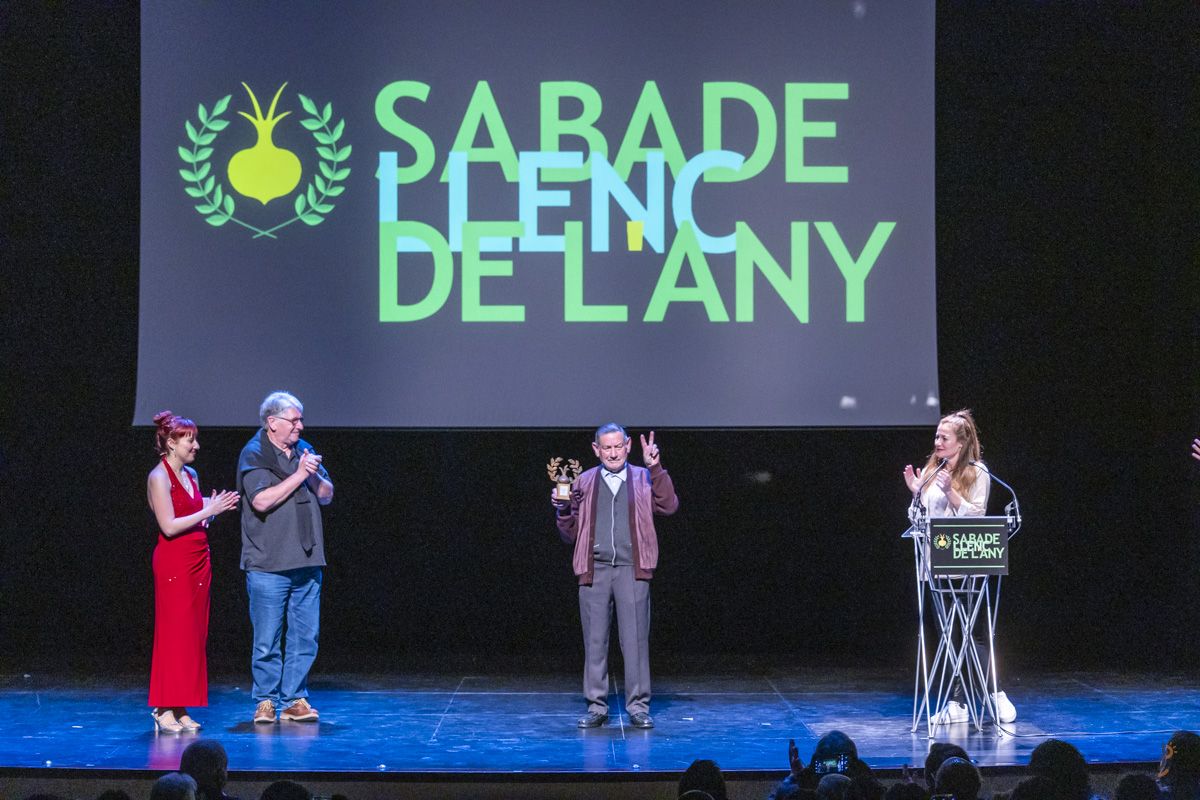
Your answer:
[177,83,352,239]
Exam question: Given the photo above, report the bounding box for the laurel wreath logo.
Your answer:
[178,92,351,239]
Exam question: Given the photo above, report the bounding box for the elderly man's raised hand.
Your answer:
[640,431,661,468]
[550,487,582,515]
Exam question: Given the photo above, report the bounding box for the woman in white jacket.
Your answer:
[903,409,1016,725]
[903,409,988,517]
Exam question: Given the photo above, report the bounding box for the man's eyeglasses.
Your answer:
[273,415,304,427]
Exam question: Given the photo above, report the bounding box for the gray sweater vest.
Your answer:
[593,475,633,566]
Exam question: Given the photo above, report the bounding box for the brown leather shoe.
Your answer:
[281,698,319,722]
[253,700,276,724]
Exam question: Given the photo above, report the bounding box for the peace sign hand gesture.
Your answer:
[640,431,661,468]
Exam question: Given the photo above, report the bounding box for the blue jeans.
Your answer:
[246,567,322,706]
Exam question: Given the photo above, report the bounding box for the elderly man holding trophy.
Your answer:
[550,423,680,730]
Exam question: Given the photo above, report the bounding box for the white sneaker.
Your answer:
[930,700,969,725]
[991,691,1017,723]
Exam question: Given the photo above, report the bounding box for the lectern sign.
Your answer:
[928,518,1010,576]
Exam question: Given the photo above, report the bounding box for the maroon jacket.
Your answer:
[556,463,679,585]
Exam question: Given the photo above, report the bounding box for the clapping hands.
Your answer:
[299,449,323,476]
[203,489,239,518]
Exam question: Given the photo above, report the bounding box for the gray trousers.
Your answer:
[579,563,651,715]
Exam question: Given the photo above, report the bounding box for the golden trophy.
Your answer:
[547,457,583,503]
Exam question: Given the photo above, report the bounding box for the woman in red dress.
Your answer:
[147,411,239,733]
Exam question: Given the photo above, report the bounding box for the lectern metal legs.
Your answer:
[911,536,1003,734]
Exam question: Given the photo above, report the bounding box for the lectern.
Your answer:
[905,487,1020,734]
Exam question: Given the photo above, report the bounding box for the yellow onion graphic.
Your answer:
[227,83,302,205]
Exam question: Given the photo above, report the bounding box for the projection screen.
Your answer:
[137,1,939,427]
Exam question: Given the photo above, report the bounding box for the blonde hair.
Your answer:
[921,408,983,497]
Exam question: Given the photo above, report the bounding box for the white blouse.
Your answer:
[920,462,990,517]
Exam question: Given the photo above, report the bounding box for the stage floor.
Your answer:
[0,669,1189,774]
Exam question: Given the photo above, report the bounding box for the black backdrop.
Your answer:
[1,5,1196,678]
